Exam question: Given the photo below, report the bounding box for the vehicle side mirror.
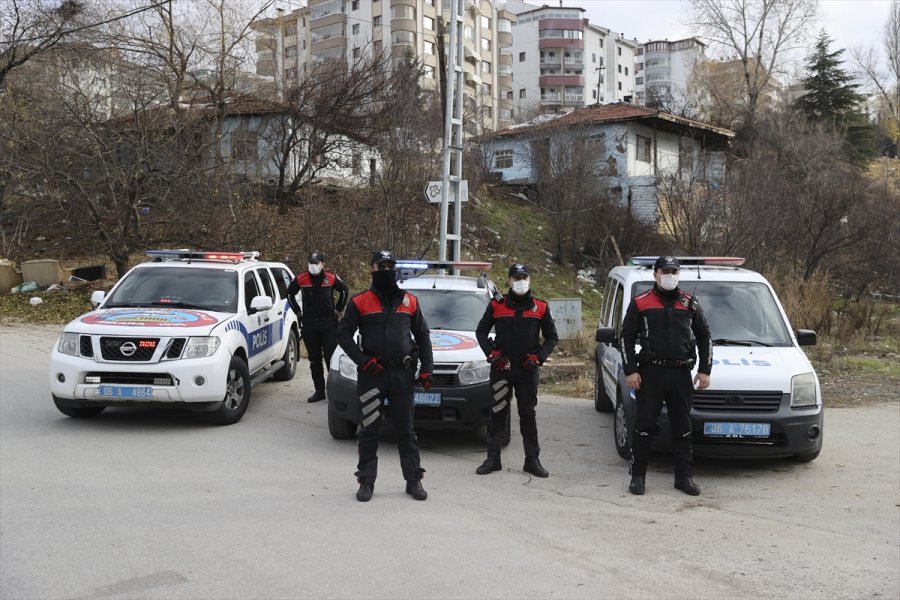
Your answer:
[796,329,816,346]
[249,295,274,314]
[90,290,106,309]
[595,327,617,344]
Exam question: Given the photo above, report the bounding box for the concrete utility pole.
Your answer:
[438,0,465,274]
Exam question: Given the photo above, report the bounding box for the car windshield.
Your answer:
[633,281,793,346]
[103,267,239,313]
[411,289,489,331]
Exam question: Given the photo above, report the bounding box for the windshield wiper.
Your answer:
[145,301,208,310]
[713,338,773,347]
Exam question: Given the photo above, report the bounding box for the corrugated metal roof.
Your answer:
[491,103,734,138]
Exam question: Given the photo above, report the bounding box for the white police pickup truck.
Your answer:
[594,257,823,462]
[49,250,300,425]
[326,260,511,443]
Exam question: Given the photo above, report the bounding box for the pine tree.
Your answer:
[794,31,876,163]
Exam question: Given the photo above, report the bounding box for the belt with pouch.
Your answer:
[647,358,695,368]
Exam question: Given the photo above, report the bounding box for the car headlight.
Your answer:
[58,332,79,356]
[338,354,358,381]
[790,372,818,407]
[182,336,220,359]
[458,360,491,386]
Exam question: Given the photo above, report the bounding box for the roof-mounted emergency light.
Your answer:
[146,250,260,262]
[628,256,745,267]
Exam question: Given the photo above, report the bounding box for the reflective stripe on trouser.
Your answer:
[487,364,541,459]
[355,367,424,483]
[629,365,694,478]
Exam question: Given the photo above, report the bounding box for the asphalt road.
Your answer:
[1,324,898,600]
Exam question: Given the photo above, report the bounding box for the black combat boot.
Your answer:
[629,475,646,495]
[356,482,374,502]
[307,389,326,403]
[476,457,502,475]
[674,477,701,496]
[523,457,549,478]
[405,480,428,501]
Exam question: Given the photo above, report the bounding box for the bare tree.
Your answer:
[690,0,817,135]
[852,0,900,155]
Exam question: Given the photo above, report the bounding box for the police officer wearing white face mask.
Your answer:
[620,255,712,496]
[287,251,349,402]
[475,263,558,478]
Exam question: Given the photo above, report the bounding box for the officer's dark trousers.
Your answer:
[631,365,694,479]
[486,364,540,459]
[301,318,337,393]
[355,367,424,484]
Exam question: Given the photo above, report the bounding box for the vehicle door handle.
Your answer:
[277,311,283,316]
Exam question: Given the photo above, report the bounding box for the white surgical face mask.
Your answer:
[308,263,323,276]
[658,273,679,291]
[511,279,530,295]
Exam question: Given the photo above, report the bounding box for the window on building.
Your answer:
[392,5,414,20]
[636,134,651,163]
[231,125,258,161]
[592,53,596,63]
[352,47,360,59]
[424,41,435,55]
[618,81,622,90]
[482,61,491,74]
[506,90,513,99]
[464,25,474,41]
[481,38,491,52]
[618,46,622,56]
[495,149,513,169]
[373,15,381,26]
[425,0,433,4]
[285,67,297,80]
[424,65,435,79]
[351,0,358,9]
[424,16,434,30]
[625,66,629,75]
[481,83,491,95]
[482,106,492,119]
[592,89,597,99]
[636,76,644,85]
[519,51,526,62]
[599,38,604,48]
[374,40,383,53]
[618,64,622,73]
[286,46,297,58]
[519,88,526,99]
[392,30,415,46]
[481,15,491,30]
[352,24,359,35]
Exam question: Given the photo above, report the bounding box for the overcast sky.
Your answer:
[557,0,891,72]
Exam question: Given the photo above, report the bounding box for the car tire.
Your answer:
[613,390,632,460]
[52,395,105,418]
[593,363,613,412]
[791,448,821,463]
[272,329,298,382]
[210,356,251,425]
[328,407,357,439]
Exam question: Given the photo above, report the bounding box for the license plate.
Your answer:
[98,385,153,399]
[414,392,441,406]
[703,422,771,438]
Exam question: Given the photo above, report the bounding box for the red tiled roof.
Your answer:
[492,103,734,138]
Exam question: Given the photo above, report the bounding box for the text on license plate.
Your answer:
[703,422,771,438]
[414,392,441,406]
[98,385,153,399]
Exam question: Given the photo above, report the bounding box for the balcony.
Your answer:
[310,0,347,21]
[539,74,584,86]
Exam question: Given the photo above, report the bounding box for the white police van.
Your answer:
[326,260,512,443]
[594,257,823,462]
[49,250,300,425]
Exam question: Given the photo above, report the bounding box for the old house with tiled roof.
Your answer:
[481,103,734,224]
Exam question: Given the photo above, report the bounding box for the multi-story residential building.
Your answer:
[502,2,637,118]
[251,1,517,133]
[634,37,705,112]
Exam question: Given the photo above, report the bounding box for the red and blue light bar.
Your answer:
[628,256,746,267]
[146,250,260,262]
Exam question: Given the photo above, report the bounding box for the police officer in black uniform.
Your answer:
[475,263,558,478]
[336,250,434,502]
[621,255,712,496]
[287,251,349,403]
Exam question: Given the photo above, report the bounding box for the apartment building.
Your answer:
[634,37,705,111]
[251,1,517,132]
[503,2,637,118]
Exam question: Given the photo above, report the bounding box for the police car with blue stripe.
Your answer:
[49,250,300,424]
[594,257,824,462]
